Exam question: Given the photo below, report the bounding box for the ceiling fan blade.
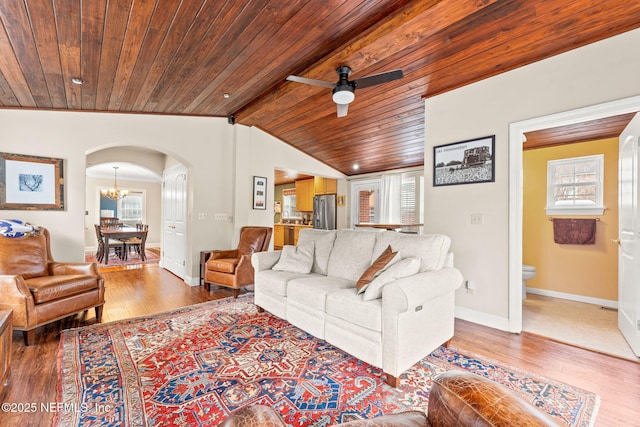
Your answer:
[286,75,335,89]
[352,69,404,89]
[337,103,349,117]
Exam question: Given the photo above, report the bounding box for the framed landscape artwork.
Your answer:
[0,152,65,210]
[433,135,495,186]
[253,176,267,209]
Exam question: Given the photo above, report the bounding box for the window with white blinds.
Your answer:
[117,190,145,225]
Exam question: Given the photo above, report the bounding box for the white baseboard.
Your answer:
[455,306,511,331]
[525,287,618,309]
[185,275,199,287]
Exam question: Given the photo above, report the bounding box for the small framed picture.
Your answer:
[433,135,495,186]
[252,176,267,209]
[0,152,65,210]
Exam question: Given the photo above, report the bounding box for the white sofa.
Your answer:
[251,228,463,387]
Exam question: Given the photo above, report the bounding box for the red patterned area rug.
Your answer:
[55,295,599,427]
[84,247,160,268]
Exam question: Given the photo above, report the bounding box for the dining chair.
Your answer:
[120,224,148,260]
[94,224,125,261]
[100,217,121,228]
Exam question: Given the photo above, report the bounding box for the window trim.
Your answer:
[545,154,604,216]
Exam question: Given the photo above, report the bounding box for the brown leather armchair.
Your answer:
[0,228,105,345]
[204,226,272,298]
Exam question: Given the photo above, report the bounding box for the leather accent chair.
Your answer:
[204,226,272,298]
[0,228,105,345]
[219,371,559,426]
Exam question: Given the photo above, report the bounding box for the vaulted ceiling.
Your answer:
[1,0,638,175]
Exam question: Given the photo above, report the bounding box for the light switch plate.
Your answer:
[470,213,483,225]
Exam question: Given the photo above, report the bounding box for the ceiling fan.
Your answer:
[286,66,404,117]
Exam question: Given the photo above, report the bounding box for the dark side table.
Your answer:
[200,250,214,286]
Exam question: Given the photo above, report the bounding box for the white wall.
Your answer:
[424,28,640,329]
[0,109,343,284]
[232,125,346,246]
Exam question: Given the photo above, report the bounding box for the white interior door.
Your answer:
[618,112,640,356]
[162,165,187,279]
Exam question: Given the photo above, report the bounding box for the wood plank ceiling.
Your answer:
[1,0,639,175]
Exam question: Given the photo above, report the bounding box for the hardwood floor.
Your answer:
[1,265,638,426]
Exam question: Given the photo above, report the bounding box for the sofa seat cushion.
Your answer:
[287,276,354,312]
[326,288,382,332]
[256,270,320,297]
[207,258,238,274]
[27,275,98,304]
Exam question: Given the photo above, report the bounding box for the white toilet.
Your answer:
[522,264,536,299]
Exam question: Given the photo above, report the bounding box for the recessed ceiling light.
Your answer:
[223,93,230,99]
[70,77,85,85]
[353,164,359,170]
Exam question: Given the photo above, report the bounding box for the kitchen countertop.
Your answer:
[275,223,312,227]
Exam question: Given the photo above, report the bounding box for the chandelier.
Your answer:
[101,166,128,200]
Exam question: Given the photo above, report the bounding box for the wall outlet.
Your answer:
[466,280,475,294]
[214,213,228,221]
[198,212,207,220]
[470,213,483,225]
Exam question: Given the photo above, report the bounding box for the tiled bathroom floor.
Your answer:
[522,293,639,362]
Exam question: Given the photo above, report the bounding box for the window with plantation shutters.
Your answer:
[401,174,423,224]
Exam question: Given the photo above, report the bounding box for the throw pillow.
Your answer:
[356,245,399,294]
[272,241,315,274]
[362,257,421,301]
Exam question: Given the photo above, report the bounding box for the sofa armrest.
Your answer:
[251,250,282,272]
[49,262,102,277]
[428,370,560,426]
[382,267,463,313]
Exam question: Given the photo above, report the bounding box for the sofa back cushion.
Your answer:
[327,230,377,281]
[372,232,451,272]
[297,229,336,275]
[0,234,49,278]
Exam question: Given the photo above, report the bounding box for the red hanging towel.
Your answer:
[552,218,597,244]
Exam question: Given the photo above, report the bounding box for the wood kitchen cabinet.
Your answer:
[314,177,337,195]
[273,224,284,249]
[295,178,314,211]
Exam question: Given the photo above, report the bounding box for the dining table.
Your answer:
[100,225,148,265]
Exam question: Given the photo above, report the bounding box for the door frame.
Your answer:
[508,95,640,332]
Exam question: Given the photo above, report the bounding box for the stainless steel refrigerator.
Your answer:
[312,194,337,230]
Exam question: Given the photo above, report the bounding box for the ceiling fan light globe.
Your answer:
[332,90,355,105]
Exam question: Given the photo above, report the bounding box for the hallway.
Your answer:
[523,293,638,362]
